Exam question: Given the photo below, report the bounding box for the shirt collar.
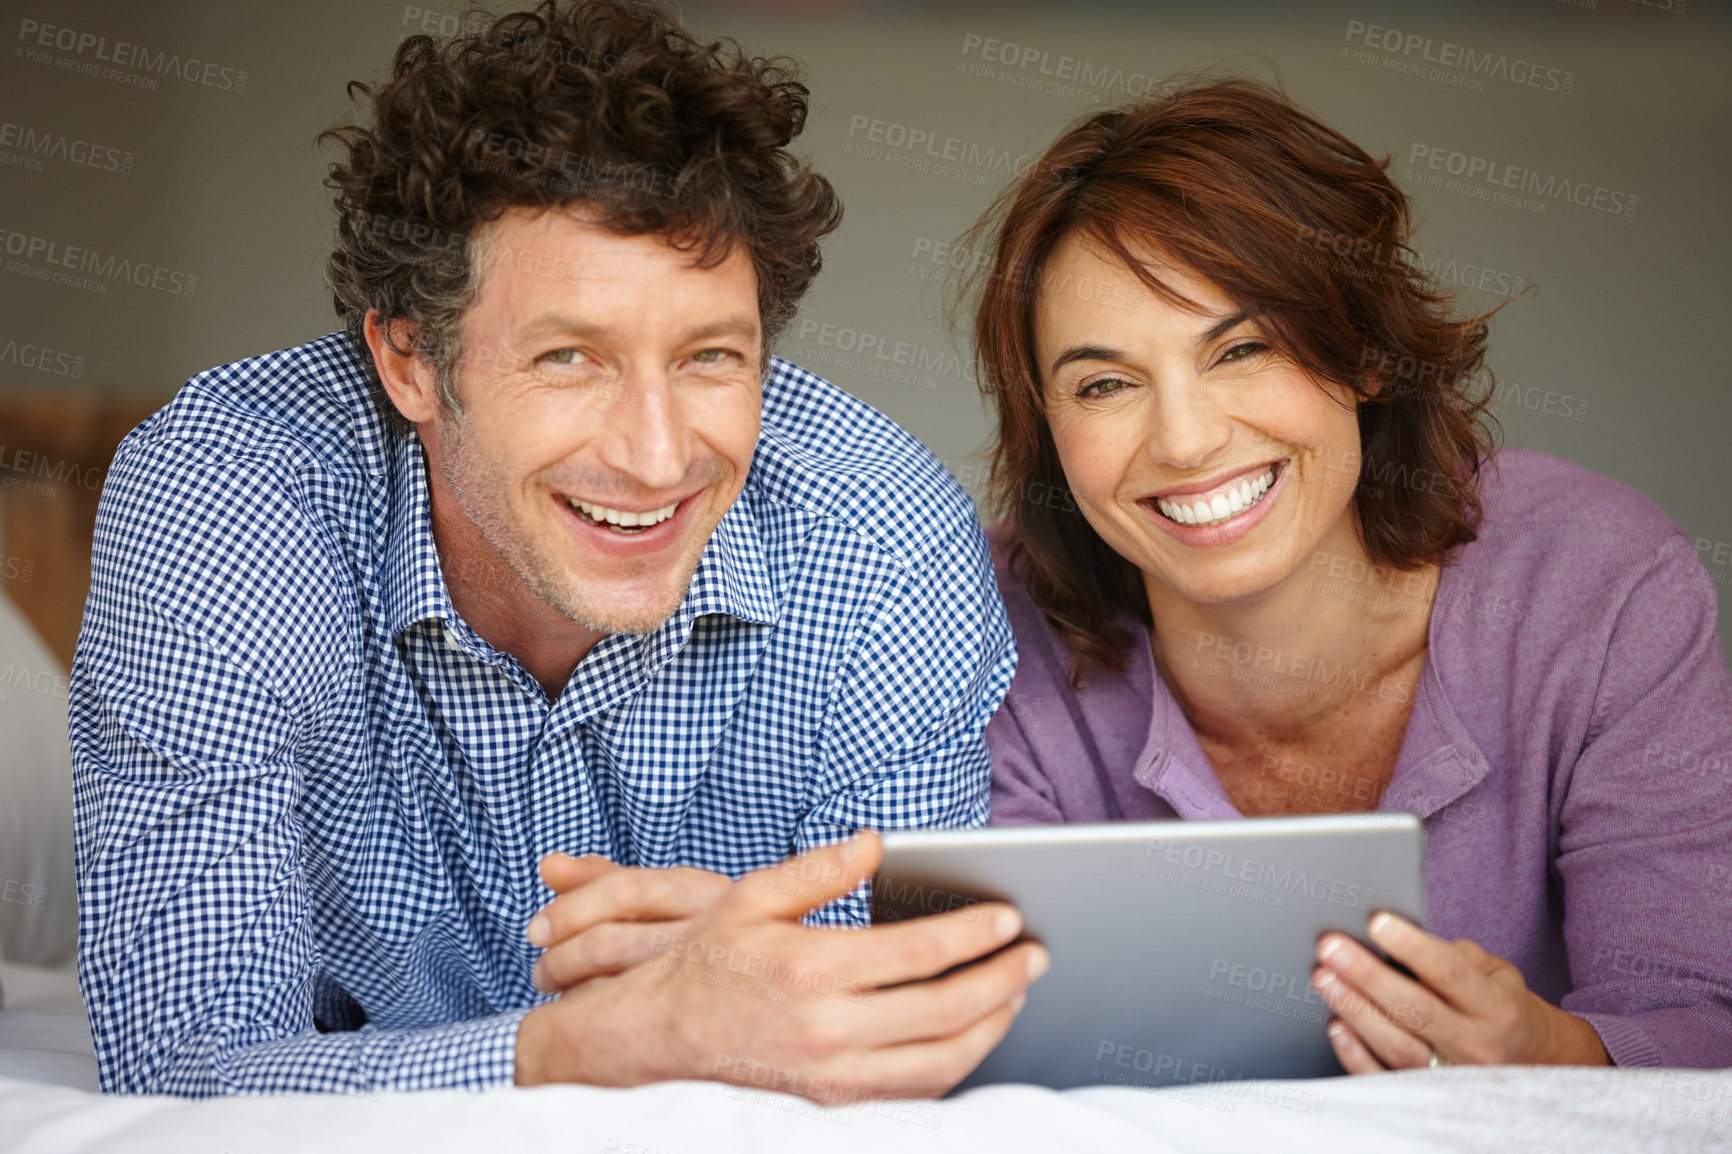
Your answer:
[379,429,778,652]
[381,430,455,642]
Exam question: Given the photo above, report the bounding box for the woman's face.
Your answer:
[1033,233,1365,608]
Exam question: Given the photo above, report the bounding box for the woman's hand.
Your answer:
[1312,912,1610,1071]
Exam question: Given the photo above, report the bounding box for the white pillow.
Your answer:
[0,589,77,977]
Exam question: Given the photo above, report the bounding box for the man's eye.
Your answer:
[1077,377,1130,398]
[690,348,734,365]
[543,348,583,365]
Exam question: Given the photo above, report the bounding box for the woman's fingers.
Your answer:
[1325,1018,1388,1075]
[1312,962,1438,1069]
[1366,912,1500,1018]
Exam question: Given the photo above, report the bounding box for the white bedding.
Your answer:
[2,970,1727,1154]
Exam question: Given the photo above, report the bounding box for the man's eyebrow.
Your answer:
[679,316,760,344]
[1047,312,1252,376]
[512,314,760,345]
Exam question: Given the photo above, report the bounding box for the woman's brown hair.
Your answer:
[957,77,1500,682]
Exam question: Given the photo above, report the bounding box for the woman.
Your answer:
[964,78,1732,1072]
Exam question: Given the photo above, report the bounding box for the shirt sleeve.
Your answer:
[72,431,526,1095]
[1554,532,1732,1068]
[793,512,1016,928]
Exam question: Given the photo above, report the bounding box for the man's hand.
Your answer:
[1312,911,1611,1071]
[515,832,1048,1101]
[526,854,734,992]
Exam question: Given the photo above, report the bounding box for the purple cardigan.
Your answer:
[986,449,1732,1068]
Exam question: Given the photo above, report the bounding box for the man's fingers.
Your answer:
[728,834,883,922]
[528,867,734,948]
[822,996,1025,1101]
[538,853,618,894]
[796,899,1028,991]
[532,919,697,992]
[844,939,1046,1049]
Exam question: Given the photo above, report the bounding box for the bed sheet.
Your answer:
[3,1062,1727,1154]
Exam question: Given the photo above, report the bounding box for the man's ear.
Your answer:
[365,310,440,424]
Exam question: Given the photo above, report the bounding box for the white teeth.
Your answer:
[569,498,678,530]
[1154,466,1277,528]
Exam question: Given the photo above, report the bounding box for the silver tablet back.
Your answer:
[871,814,1425,1091]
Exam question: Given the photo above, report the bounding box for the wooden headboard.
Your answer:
[0,389,171,670]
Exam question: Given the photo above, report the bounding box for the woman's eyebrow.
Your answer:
[1049,344,1122,374]
[1048,311,1250,375]
[1200,311,1249,344]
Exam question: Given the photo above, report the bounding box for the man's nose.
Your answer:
[591,373,689,493]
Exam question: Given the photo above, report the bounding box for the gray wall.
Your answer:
[2,0,1728,659]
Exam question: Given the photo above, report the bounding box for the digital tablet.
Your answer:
[870,813,1425,1091]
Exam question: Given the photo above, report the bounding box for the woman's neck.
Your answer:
[1143,521,1439,751]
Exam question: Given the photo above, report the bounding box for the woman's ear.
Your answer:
[365,310,441,424]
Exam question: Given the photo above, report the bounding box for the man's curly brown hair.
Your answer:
[321,0,842,421]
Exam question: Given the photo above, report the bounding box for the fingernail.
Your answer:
[1318,936,1344,963]
[1327,1020,1346,1039]
[994,908,1021,941]
[526,915,550,947]
[1314,968,1337,991]
[1027,947,1050,980]
[1368,912,1396,940]
[1010,992,1028,1014]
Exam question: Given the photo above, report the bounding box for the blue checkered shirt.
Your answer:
[70,333,1014,1096]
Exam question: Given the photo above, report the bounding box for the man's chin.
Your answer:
[544,583,690,637]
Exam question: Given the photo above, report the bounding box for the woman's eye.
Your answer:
[1219,340,1267,364]
[1077,377,1130,398]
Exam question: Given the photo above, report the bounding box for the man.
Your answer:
[70,0,1043,1098]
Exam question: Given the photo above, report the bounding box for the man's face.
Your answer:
[422,205,763,635]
